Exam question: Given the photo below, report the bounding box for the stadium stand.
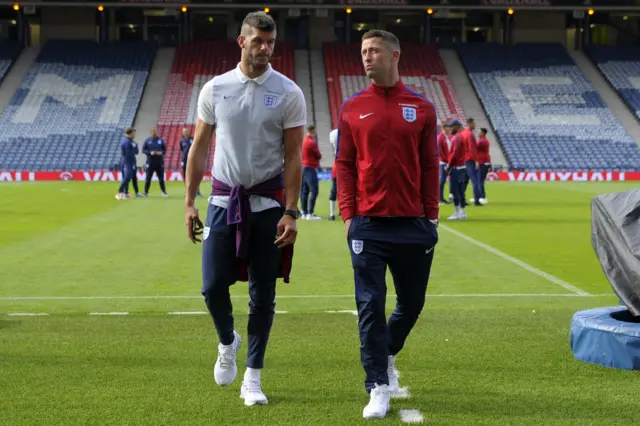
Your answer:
[457,43,640,171]
[586,45,640,120]
[0,40,154,171]
[0,40,23,82]
[323,42,466,129]
[157,40,295,170]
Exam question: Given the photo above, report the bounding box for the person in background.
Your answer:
[329,128,339,221]
[116,127,137,200]
[445,120,467,220]
[142,127,168,198]
[300,124,322,220]
[461,118,482,206]
[476,127,491,205]
[437,121,450,205]
[180,127,202,198]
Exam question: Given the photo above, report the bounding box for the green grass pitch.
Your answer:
[1,180,638,425]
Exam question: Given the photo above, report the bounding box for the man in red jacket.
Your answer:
[445,120,467,220]
[336,29,439,420]
[437,121,451,204]
[461,118,482,206]
[301,124,322,220]
[476,127,491,205]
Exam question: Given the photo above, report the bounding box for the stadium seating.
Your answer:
[586,45,640,120]
[457,43,640,171]
[323,43,466,129]
[157,40,295,170]
[0,40,22,82]
[0,40,154,171]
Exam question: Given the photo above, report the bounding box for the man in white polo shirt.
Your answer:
[183,11,306,407]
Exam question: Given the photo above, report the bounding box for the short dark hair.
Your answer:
[242,11,276,34]
[125,127,135,135]
[467,118,475,124]
[480,127,488,134]
[307,124,316,132]
[362,29,400,51]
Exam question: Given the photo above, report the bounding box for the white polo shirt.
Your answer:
[197,63,307,212]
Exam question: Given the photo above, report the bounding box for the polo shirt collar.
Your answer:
[235,63,273,85]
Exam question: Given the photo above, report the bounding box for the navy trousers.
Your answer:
[348,217,437,393]
[479,164,490,199]
[201,204,283,369]
[464,160,482,203]
[329,178,337,202]
[450,168,467,208]
[439,164,448,202]
[144,160,166,194]
[301,166,319,215]
[121,163,138,194]
[118,162,135,194]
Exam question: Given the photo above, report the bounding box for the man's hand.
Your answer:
[185,205,203,244]
[344,218,352,234]
[275,214,297,248]
[476,161,480,169]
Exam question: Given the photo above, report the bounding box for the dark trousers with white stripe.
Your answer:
[201,204,283,369]
[348,217,437,393]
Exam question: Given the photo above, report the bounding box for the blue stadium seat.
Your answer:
[457,43,640,171]
[586,45,640,121]
[0,40,155,171]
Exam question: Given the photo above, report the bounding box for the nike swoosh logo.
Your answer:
[223,95,232,99]
[359,113,374,119]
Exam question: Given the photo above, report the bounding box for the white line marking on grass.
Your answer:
[325,310,359,316]
[6,312,49,316]
[0,293,614,301]
[88,312,129,316]
[392,387,411,399]
[399,409,424,423]
[168,311,208,315]
[439,224,590,296]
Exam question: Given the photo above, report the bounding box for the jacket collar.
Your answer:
[368,79,405,96]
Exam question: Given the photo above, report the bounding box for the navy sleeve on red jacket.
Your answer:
[336,102,357,222]
[420,109,439,220]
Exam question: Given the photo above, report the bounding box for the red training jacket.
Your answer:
[302,135,321,169]
[477,135,491,164]
[462,128,478,163]
[336,80,439,221]
[437,132,449,164]
[447,130,466,168]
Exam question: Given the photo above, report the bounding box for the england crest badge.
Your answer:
[351,239,363,255]
[402,107,417,123]
[264,94,278,108]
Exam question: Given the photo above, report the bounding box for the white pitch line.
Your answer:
[6,312,49,316]
[399,409,424,423]
[88,312,128,316]
[439,224,590,296]
[168,311,208,315]
[326,310,359,316]
[0,293,614,301]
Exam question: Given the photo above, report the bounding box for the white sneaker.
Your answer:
[214,331,241,386]
[307,214,322,220]
[162,192,169,198]
[479,198,488,205]
[363,384,391,419]
[448,212,460,220]
[458,210,467,220]
[240,379,268,406]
